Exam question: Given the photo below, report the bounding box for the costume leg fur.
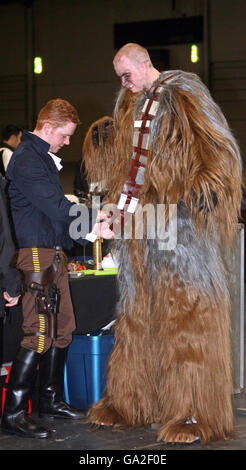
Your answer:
[87,241,160,427]
[87,241,233,443]
[154,273,233,443]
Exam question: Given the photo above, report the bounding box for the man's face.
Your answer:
[8,131,22,149]
[114,56,146,93]
[14,131,22,149]
[47,121,77,153]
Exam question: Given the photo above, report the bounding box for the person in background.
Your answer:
[73,158,89,200]
[0,124,22,176]
[0,174,23,317]
[71,116,115,260]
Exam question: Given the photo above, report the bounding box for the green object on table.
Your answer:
[82,268,118,276]
[82,269,96,275]
[94,268,118,276]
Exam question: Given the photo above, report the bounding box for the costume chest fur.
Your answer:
[111,71,242,312]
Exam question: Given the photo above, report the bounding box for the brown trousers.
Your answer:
[16,247,76,354]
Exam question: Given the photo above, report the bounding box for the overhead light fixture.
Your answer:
[191,44,199,63]
[34,57,43,74]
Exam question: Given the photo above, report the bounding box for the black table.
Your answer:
[0,275,117,365]
[70,274,117,334]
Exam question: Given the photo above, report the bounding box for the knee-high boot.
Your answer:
[1,347,51,438]
[38,346,86,419]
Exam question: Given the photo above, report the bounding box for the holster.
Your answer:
[22,253,60,340]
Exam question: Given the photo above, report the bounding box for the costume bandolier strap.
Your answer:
[32,247,45,353]
[23,248,61,353]
[32,247,41,272]
[114,80,171,237]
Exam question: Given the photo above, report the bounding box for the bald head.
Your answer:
[113,43,160,93]
[113,43,151,68]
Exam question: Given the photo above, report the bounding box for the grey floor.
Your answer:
[1,394,246,452]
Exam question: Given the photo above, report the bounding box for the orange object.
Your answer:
[76,264,86,271]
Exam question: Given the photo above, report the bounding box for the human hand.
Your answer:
[92,221,115,240]
[3,291,20,307]
[96,210,109,222]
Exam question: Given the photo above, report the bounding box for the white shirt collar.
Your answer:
[48,152,63,171]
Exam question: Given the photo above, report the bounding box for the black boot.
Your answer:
[39,346,86,420]
[1,347,51,438]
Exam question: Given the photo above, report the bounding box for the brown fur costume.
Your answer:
[82,115,115,193]
[85,71,242,444]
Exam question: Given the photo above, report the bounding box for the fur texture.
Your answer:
[85,71,242,444]
[82,115,115,190]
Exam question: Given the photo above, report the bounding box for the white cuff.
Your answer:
[85,231,98,243]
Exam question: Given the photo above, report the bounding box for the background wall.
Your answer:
[0,0,246,189]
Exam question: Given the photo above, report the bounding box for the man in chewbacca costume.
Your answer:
[85,43,243,445]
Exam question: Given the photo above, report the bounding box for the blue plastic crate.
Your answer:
[64,334,114,409]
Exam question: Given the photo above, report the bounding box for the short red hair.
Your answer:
[36,98,80,130]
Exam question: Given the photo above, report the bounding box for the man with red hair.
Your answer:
[1,98,114,439]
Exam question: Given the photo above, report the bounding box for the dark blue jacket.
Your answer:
[6,131,93,250]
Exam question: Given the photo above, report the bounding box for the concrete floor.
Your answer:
[1,394,246,452]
